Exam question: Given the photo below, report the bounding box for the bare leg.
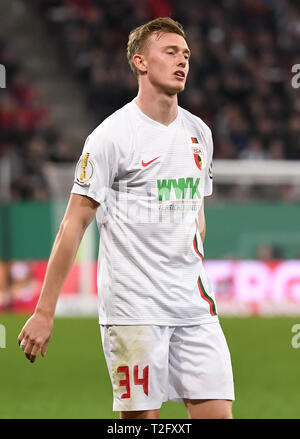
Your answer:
[184,399,233,419]
[120,409,160,419]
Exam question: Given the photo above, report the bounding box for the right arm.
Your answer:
[17,193,99,363]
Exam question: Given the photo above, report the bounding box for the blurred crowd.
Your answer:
[0,0,300,201]
[34,0,300,160]
[0,38,77,200]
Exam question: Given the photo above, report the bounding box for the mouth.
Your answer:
[174,70,185,80]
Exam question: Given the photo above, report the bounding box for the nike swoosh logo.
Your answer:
[142,156,160,167]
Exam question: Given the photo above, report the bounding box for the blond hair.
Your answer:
[127,17,186,77]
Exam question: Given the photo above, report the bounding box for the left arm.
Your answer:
[198,200,206,243]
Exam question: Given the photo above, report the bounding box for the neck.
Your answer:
[135,81,178,127]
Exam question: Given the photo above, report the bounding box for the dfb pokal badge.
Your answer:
[75,152,94,186]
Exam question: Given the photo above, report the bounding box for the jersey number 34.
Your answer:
[117,365,149,398]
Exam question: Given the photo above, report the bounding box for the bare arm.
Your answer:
[18,193,99,362]
[198,200,206,243]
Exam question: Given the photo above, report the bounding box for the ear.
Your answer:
[132,54,147,74]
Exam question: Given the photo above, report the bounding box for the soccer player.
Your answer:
[18,17,234,419]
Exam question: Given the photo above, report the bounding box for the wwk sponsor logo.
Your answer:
[157,177,201,201]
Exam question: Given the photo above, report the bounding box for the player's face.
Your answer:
[143,32,190,95]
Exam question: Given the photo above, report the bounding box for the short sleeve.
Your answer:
[204,129,213,197]
[71,127,118,204]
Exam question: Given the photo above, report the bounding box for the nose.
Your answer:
[177,54,187,68]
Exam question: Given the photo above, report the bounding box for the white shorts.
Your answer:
[100,322,235,412]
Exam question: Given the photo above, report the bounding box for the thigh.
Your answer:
[100,325,170,413]
[168,322,235,403]
[184,399,233,419]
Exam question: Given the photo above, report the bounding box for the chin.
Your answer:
[163,82,185,95]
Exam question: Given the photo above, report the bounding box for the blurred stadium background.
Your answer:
[0,0,300,419]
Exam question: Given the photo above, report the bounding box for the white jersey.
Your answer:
[71,98,218,325]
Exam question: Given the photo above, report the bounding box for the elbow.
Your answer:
[200,231,205,244]
[58,217,86,240]
[200,222,206,243]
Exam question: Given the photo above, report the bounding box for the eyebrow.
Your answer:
[163,45,191,57]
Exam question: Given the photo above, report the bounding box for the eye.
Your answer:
[167,50,175,55]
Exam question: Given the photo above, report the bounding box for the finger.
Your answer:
[18,330,25,346]
[29,343,41,363]
[20,339,27,351]
[24,341,34,360]
[41,341,49,358]
[19,335,29,351]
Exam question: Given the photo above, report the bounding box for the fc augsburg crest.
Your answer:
[191,137,206,170]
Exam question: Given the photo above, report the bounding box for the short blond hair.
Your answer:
[127,17,186,77]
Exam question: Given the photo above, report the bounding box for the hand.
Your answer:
[17,310,54,363]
